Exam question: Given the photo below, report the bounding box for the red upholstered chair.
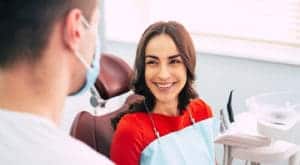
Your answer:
[70,53,144,157]
[95,53,133,100]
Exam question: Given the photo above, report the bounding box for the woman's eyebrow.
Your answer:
[145,54,181,60]
[145,55,159,60]
[168,54,181,59]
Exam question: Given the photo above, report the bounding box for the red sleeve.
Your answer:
[110,115,143,165]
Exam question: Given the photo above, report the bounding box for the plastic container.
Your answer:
[246,92,300,123]
[246,92,300,143]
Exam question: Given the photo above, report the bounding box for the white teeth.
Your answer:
[156,83,173,88]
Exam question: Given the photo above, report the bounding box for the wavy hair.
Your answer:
[112,21,198,129]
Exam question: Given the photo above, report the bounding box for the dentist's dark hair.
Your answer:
[0,0,98,69]
[112,21,198,129]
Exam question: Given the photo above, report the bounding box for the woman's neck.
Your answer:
[153,99,179,116]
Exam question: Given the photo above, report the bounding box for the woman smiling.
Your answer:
[110,21,215,165]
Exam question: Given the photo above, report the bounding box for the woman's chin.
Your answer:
[155,95,177,104]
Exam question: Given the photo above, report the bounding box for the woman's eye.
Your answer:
[146,61,157,65]
[170,59,181,64]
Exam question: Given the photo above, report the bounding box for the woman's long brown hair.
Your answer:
[111,21,198,129]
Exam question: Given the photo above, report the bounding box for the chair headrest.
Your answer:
[95,53,133,100]
[70,94,144,157]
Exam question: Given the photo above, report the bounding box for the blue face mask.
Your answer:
[69,17,101,96]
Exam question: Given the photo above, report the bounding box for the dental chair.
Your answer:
[70,53,144,157]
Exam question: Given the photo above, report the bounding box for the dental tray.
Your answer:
[215,112,271,148]
[214,130,271,148]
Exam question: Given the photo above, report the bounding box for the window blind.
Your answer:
[104,0,300,64]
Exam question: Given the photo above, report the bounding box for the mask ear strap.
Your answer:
[74,50,90,68]
[73,16,93,69]
[81,16,91,29]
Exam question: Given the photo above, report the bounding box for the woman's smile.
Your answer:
[153,81,176,91]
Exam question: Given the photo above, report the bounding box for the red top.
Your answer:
[110,99,213,165]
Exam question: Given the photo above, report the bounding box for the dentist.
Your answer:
[0,0,112,165]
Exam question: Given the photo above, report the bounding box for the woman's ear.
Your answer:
[63,8,85,51]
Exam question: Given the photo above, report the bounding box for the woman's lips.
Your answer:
[154,82,176,91]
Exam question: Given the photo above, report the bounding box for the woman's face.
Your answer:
[144,34,187,104]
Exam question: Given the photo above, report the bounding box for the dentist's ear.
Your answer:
[63,8,85,51]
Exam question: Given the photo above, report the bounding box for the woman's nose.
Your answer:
[157,65,171,80]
